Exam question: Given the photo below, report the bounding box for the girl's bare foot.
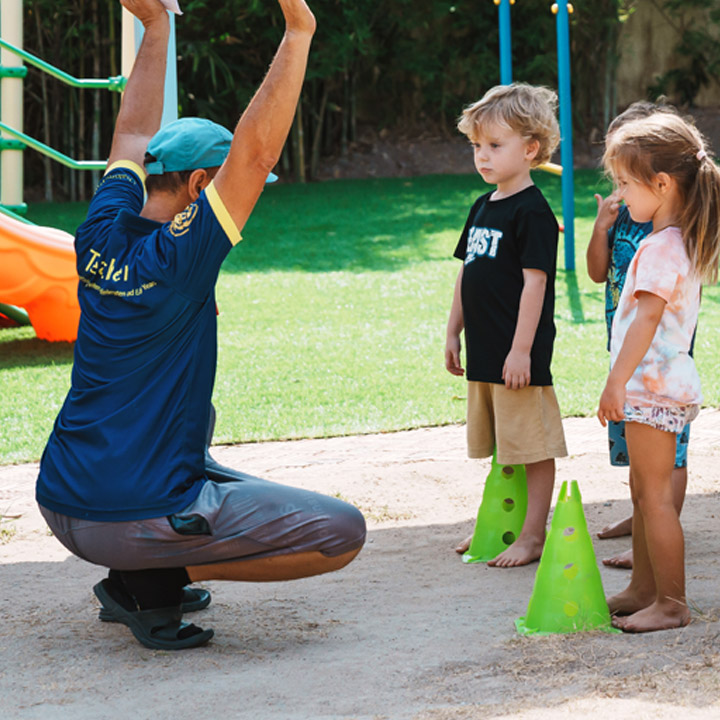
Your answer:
[487,536,543,568]
[597,516,632,539]
[607,588,654,616]
[612,601,691,633]
[602,549,633,569]
[454,534,472,554]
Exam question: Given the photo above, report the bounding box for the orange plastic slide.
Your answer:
[0,212,79,342]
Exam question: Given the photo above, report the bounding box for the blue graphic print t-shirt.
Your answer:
[604,204,652,349]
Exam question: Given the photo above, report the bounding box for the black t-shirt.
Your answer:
[453,185,558,385]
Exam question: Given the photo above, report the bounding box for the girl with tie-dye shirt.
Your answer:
[598,111,720,634]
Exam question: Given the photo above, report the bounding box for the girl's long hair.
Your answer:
[603,112,720,283]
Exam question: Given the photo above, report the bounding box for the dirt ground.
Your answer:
[2,410,720,719]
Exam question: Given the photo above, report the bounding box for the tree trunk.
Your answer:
[33,10,53,201]
[349,69,357,144]
[310,82,329,180]
[77,0,86,200]
[292,100,306,184]
[91,0,101,190]
[341,70,349,157]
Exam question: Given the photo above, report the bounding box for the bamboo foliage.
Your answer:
[20,0,712,196]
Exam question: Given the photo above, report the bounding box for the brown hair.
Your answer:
[603,112,720,283]
[457,83,560,166]
[607,100,675,134]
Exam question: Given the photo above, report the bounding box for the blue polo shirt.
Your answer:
[37,162,242,521]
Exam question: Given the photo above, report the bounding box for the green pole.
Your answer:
[0,121,107,170]
[0,38,126,92]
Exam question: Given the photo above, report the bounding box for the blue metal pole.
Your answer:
[497,0,513,85]
[554,1,575,270]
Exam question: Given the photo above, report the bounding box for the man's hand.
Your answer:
[445,335,465,377]
[502,349,531,389]
[278,0,317,36]
[597,377,626,427]
[120,0,168,28]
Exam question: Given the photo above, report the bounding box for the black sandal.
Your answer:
[93,580,214,650]
[99,586,211,622]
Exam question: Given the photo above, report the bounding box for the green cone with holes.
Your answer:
[516,480,619,635]
[462,450,528,564]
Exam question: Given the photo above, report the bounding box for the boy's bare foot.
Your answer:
[606,588,654,616]
[487,536,543,568]
[612,601,691,633]
[602,549,633,569]
[597,516,632,539]
[454,535,473,554]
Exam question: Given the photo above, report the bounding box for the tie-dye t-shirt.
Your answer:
[610,226,701,407]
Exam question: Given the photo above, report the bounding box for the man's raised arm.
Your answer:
[213,0,316,230]
[106,0,170,171]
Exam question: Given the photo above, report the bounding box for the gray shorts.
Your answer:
[39,469,366,572]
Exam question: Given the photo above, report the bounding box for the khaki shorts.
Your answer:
[466,381,568,465]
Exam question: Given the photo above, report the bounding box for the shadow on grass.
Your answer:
[0,336,74,370]
[25,172,606,278]
[561,271,586,324]
[225,174,488,274]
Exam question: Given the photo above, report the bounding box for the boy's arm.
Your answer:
[502,268,546,390]
[586,191,620,283]
[445,266,465,376]
[597,291,666,426]
[213,0,316,231]
[106,0,170,171]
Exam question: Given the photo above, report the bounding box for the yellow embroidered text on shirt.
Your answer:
[84,248,129,282]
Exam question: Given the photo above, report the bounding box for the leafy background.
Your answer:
[22,0,720,197]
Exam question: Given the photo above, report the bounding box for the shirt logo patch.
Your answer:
[169,202,199,237]
[465,226,503,264]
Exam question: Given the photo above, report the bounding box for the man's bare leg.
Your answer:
[602,466,687,569]
[187,547,362,583]
[487,458,553,568]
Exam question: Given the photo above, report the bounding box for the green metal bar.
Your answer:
[0,138,25,151]
[0,302,31,327]
[0,38,126,92]
[0,121,107,171]
[0,204,31,222]
[0,65,27,79]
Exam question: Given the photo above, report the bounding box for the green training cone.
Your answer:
[463,451,527,564]
[516,480,619,635]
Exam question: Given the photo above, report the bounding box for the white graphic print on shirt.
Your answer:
[464,226,502,264]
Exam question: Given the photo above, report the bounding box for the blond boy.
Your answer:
[446,83,567,567]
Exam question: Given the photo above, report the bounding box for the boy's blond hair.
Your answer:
[457,83,560,167]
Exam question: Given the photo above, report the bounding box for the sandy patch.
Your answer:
[2,411,720,719]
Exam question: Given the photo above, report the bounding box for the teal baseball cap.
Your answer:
[145,117,278,183]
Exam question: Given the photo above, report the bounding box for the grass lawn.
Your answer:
[3,169,719,465]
